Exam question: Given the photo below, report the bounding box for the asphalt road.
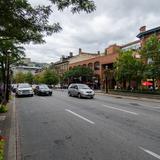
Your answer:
[16,90,160,160]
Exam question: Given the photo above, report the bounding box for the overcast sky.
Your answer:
[26,0,160,63]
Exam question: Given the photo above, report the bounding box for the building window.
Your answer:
[88,63,93,69]
[94,61,100,70]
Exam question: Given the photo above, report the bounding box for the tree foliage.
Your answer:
[140,35,160,82]
[25,72,34,84]
[0,0,96,103]
[41,69,59,85]
[64,66,93,80]
[114,50,144,88]
[13,72,26,83]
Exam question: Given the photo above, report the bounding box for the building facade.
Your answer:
[53,25,160,90]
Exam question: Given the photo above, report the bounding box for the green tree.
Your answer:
[25,72,34,84]
[140,35,160,89]
[0,0,95,103]
[42,69,59,85]
[64,66,93,83]
[34,74,43,84]
[14,72,26,83]
[114,50,144,89]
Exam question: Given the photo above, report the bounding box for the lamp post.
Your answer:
[105,65,109,93]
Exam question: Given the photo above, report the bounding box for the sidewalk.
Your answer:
[0,96,20,160]
[94,90,160,103]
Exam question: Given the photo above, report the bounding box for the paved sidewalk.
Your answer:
[95,90,160,103]
[0,96,20,160]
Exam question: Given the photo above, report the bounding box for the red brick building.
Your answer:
[68,26,160,90]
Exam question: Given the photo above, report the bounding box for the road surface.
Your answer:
[16,90,160,160]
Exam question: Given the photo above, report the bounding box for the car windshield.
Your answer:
[18,84,30,88]
[78,84,90,89]
[39,85,49,89]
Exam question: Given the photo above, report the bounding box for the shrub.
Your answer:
[0,105,8,113]
[0,136,5,160]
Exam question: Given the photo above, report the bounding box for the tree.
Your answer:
[14,72,26,83]
[25,72,34,84]
[0,0,96,103]
[42,69,59,85]
[140,35,160,89]
[64,66,93,83]
[114,50,144,89]
[34,74,43,84]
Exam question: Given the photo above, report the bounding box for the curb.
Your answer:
[95,92,160,103]
[7,96,20,160]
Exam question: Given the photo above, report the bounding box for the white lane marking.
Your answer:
[139,147,160,159]
[102,105,138,115]
[65,109,95,124]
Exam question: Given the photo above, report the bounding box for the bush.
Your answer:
[0,137,5,160]
[0,105,8,113]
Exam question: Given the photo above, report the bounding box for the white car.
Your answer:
[68,83,95,99]
[16,83,34,97]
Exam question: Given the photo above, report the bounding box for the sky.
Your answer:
[26,0,160,63]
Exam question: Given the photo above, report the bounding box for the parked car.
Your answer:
[68,83,95,99]
[34,84,52,96]
[16,83,34,97]
[11,84,17,93]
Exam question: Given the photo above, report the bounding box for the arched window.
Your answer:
[88,63,93,69]
[94,61,100,70]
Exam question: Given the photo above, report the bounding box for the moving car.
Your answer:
[16,83,34,97]
[34,84,52,96]
[68,83,95,99]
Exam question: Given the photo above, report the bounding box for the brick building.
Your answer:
[53,25,160,90]
[68,26,160,90]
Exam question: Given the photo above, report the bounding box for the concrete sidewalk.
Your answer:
[95,90,160,103]
[0,96,20,160]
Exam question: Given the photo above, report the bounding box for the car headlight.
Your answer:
[18,90,22,94]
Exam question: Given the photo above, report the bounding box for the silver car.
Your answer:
[68,83,95,99]
[16,83,34,97]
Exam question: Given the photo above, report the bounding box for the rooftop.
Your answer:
[137,26,160,38]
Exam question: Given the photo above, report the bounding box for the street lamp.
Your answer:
[105,65,109,93]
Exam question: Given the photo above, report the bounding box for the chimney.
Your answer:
[79,48,82,54]
[139,26,146,33]
[69,52,73,57]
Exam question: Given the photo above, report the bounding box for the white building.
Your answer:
[12,66,42,75]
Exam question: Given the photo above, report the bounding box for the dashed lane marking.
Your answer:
[102,105,138,115]
[65,109,95,125]
[139,147,160,159]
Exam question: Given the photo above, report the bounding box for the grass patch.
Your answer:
[0,137,5,160]
[0,105,8,113]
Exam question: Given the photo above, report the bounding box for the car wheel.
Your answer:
[49,93,52,96]
[68,92,72,97]
[78,93,81,98]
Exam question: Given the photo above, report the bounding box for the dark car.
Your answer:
[34,84,52,96]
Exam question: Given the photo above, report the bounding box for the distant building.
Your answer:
[12,66,42,76]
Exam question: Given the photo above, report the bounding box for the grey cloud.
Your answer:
[25,0,160,63]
